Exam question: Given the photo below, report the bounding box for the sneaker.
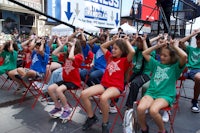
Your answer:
[145,109,149,114]
[59,109,71,120]
[15,84,24,94]
[191,99,200,113]
[48,108,62,118]
[109,106,117,114]
[82,115,99,130]
[162,111,169,122]
[99,106,118,114]
[102,122,110,133]
[47,98,55,105]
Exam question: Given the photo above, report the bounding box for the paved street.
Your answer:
[0,75,200,133]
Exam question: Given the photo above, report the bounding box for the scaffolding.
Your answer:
[132,0,200,37]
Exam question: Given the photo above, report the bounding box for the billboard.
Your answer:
[141,0,159,21]
[47,0,121,28]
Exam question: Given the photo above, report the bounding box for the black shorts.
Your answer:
[55,81,78,90]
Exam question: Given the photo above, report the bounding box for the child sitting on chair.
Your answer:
[0,40,18,75]
[80,35,135,133]
[8,38,49,92]
[47,38,83,120]
[137,37,187,133]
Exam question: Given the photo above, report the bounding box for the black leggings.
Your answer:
[125,74,150,108]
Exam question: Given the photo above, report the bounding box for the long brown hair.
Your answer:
[114,39,128,57]
[64,39,82,59]
[162,44,178,64]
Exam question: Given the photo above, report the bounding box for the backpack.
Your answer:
[123,108,134,133]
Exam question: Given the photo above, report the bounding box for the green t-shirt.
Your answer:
[0,50,18,75]
[146,57,185,104]
[132,47,143,73]
[132,47,156,76]
[51,43,68,62]
[143,50,156,76]
[186,45,200,69]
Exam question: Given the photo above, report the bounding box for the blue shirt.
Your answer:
[92,44,106,72]
[30,51,49,73]
[81,43,90,66]
[82,43,90,59]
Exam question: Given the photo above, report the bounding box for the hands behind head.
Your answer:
[71,38,77,46]
[112,34,130,42]
[193,28,200,34]
[169,39,179,48]
[157,37,179,48]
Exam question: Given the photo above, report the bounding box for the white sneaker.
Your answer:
[99,106,118,114]
[145,109,149,114]
[109,106,118,114]
[162,111,169,122]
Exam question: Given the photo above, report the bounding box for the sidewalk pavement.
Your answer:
[0,76,200,133]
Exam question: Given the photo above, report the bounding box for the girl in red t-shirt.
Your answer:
[48,39,83,120]
[80,35,135,132]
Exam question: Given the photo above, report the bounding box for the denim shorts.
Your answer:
[184,69,200,80]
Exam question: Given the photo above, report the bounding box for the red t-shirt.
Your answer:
[101,51,130,92]
[23,48,32,68]
[59,53,83,87]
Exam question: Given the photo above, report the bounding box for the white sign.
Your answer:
[0,0,42,11]
[59,0,121,29]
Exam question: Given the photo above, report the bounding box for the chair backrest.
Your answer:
[175,67,188,102]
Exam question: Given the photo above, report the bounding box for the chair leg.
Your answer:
[110,96,126,133]
[68,89,87,121]
[0,75,8,89]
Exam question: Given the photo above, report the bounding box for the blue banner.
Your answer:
[47,0,61,22]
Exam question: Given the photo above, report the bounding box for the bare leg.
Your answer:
[99,87,120,123]
[193,73,200,100]
[137,95,154,131]
[80,84,105,117]
[56,85,68,109]
[48,84,60,107]
[8,69,23,85]
[149,98,168,132]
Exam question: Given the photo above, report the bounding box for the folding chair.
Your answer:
[17,59,51,109]
[132,75,184,133]
[0,73,17,90]
[16,72,49,109]
[66,65,92,121]
[176,67,187,94]
[92,64,133,133]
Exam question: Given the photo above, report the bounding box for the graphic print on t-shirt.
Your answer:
[64,60,74,75]
[191,51,200,64]
[96,49,104,59]
[154,66,169,85]
[32,54,38,65]
[4,55,10,64]
[107,60,120,76]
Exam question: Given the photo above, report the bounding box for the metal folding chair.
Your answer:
[66,65,92,121]
[132,75,185,133]
[16,72,49,109]
[92,64,133,133]
[0,73,17,91]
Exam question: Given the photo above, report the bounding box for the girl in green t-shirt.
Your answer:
[137,38,187,133]
[0,40,18,75]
